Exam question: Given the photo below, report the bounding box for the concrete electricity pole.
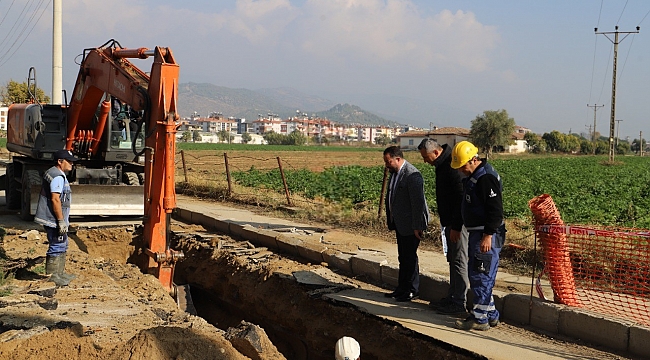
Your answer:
[595,26,640,162]
[587,103,604,153]
[641,131,644,157]
[52,0,62,104]
[615,119,623,148]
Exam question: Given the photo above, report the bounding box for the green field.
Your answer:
[232,156,650,228]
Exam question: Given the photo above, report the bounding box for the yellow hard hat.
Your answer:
[450,141,478,169]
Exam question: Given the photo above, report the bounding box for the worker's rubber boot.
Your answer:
[57,253,76,284]
[45,255,69,287]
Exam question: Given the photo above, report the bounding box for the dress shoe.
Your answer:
[428,297,452,310]
[384,290,404,298]
[395,292,419,302]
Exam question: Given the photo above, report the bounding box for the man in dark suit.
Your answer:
[383,146,430,302]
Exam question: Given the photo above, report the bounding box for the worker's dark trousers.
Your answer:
[445,226,469,306]
[396,231,420,294]
[467,229,503,324]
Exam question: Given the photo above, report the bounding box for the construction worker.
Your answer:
[34,149,78,287]
[450,141,505,331]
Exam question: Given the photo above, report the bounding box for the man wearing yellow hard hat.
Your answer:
[450,140,506,331]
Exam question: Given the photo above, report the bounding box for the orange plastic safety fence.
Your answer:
[528,194,581,307]
[529,194,650,326]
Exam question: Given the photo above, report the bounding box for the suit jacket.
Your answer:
[385,160,430,236]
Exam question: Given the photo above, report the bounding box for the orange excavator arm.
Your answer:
[66,40,151,157]
[66,40,181,292]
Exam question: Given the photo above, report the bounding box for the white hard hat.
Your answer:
[335,336,360,360]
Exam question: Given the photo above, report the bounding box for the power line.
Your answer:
[0,0,51,69]
[616,0,629,26]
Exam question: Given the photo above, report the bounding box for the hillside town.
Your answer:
[176,111,533,153]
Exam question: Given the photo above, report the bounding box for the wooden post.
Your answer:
[277,156,291,206]
[378,167,388,219]
[180,150,188,183]
[224,152,232,197]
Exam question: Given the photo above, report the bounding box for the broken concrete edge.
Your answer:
[173,207,650,358]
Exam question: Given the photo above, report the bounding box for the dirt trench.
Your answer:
[172,232,483,360]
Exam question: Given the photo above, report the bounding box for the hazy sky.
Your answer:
[1,0,649,140]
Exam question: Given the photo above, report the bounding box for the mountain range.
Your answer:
[178,82,478,128]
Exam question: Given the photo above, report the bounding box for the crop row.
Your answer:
[232,156,650,228]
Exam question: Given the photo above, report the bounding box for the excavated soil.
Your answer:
[0,223,251,360]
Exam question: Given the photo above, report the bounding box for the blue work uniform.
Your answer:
[34,167,72,256]
[461,160,506,325]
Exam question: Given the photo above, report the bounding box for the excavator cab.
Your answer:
[107,96,145,155]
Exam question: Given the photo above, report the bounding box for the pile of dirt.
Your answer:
[0,223,276,360]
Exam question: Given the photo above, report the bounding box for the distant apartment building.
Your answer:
[180,110,411,144]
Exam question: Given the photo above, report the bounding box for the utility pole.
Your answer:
[595,26,640,162]
[640,131,644,156]
[586,103,604,146]
[52,0,62,104]
[615,119,622,148]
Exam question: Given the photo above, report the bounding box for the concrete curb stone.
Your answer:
[237,224,260,242]
[228,222,246,239]
[491,289,506,315]
[328,252,353,274]
[629,325,650,357]
[275,234,303,257]
[558,308,631,352]
[296,242,327,264]
[380,263,399,288]
[253,229,279,250]
[418,272,449,302]
[350,254,387,283]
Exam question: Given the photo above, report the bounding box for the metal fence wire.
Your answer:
[529,194,650,327]
[175,150,373,209]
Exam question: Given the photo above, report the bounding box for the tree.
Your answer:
[216,130,232,143]
[631,138,646,153]
[241,132,252,144]
[374,134,391,146]
[192,130,202,143]
[263,131,284,145]
[523,132,546,153]
[286,130,307,145]
[469,109,515,158]
[0,80,50,104]
[180,131,192,142]
[616,141,630,155]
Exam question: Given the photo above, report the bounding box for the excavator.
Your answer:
[3,39,183,294]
